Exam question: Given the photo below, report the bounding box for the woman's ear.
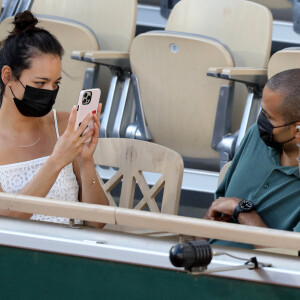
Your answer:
[1,65,12,85]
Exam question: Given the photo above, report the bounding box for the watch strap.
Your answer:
[232,204,243,223]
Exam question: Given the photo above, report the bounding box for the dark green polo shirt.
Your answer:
[210,124,300,249]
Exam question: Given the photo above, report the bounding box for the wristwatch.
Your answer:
[232,200,255,223]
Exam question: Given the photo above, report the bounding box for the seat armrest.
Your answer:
[207,67,225,78]
[218,67,268,86]
[71,50,90,60]
[71,50,130,70]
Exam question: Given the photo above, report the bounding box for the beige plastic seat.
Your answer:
[94,138,184,215]
[130,32,233,160]
[268,48,300,79]
[128,0,272,169]
[0,15,99,112]
[28,0,137,107]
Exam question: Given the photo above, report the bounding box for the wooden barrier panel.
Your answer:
[0,192,116,224]
[0,192,299,250]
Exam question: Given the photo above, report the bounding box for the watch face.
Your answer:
[240,200,254,212]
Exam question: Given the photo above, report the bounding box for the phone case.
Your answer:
[75,88,101,143]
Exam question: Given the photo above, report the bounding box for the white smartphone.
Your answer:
[75,88,101,143]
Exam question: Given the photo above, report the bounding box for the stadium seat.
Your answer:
[127,0,272,169]
[129,31,233,167]
[268,47,300,78]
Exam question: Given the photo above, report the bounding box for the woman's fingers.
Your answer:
[93,113,100,129]
[90,121,100,144]
[66,105,77,132]
[75,113,93,138]
[80,128,94,143]
[97,103,102,120]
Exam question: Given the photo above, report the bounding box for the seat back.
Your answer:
[218,161,232,186]
[268,48,300,79]
[130,31,233,159]
[94,138,184,215]
[166,0,272,132]
[29,0,137,102]
[30,0,136,52]
[167,0,272,68]
[0,16,99,112]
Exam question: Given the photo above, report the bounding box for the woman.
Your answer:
[0,11,108,227]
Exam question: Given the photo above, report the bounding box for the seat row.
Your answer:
[74,0,273,170]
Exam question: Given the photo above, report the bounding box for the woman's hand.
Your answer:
[78,103,102,163]
[51,105,94,170]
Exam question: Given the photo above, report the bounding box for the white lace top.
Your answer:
[0,110,80,224]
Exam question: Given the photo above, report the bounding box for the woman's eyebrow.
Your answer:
[34,76,62,81]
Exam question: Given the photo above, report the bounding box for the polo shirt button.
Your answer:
[264,184,269,189]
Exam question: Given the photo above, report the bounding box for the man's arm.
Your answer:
[206,197,270,248]
[207,197,268,227]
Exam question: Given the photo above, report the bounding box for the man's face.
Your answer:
[261,87,296,145]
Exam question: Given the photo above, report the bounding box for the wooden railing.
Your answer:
[0,192,299,250]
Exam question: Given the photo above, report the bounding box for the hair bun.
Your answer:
[11,10,38,35]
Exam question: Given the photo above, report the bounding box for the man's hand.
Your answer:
[206,197,241,222]
[205,197,268,229]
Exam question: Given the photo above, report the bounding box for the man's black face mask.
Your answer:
[10,79,59,117]
[257,111,295,152]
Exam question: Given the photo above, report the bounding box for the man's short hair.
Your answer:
[266,68,300,123]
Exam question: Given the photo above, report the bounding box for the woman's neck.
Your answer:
[0,96,39,133]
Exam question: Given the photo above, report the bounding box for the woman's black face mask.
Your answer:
[10,79,59,117]
[257,111,295,152]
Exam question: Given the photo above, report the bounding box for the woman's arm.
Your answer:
[0,184,32,218]
[74,103,109,228]
[74,158,108,228]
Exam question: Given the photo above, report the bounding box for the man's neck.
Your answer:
[281,147,299,167]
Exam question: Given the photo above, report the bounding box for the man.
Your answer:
[205,68,300,249]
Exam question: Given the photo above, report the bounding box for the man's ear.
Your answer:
[1,65,12,85]
[295,123,300,138]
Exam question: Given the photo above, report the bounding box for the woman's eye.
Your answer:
[35,82,44,87]
[53,82,61,89]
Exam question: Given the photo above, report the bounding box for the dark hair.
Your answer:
[0,10,64,105]
[266,68,300,123]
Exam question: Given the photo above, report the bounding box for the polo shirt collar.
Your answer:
[269,147,300,178]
